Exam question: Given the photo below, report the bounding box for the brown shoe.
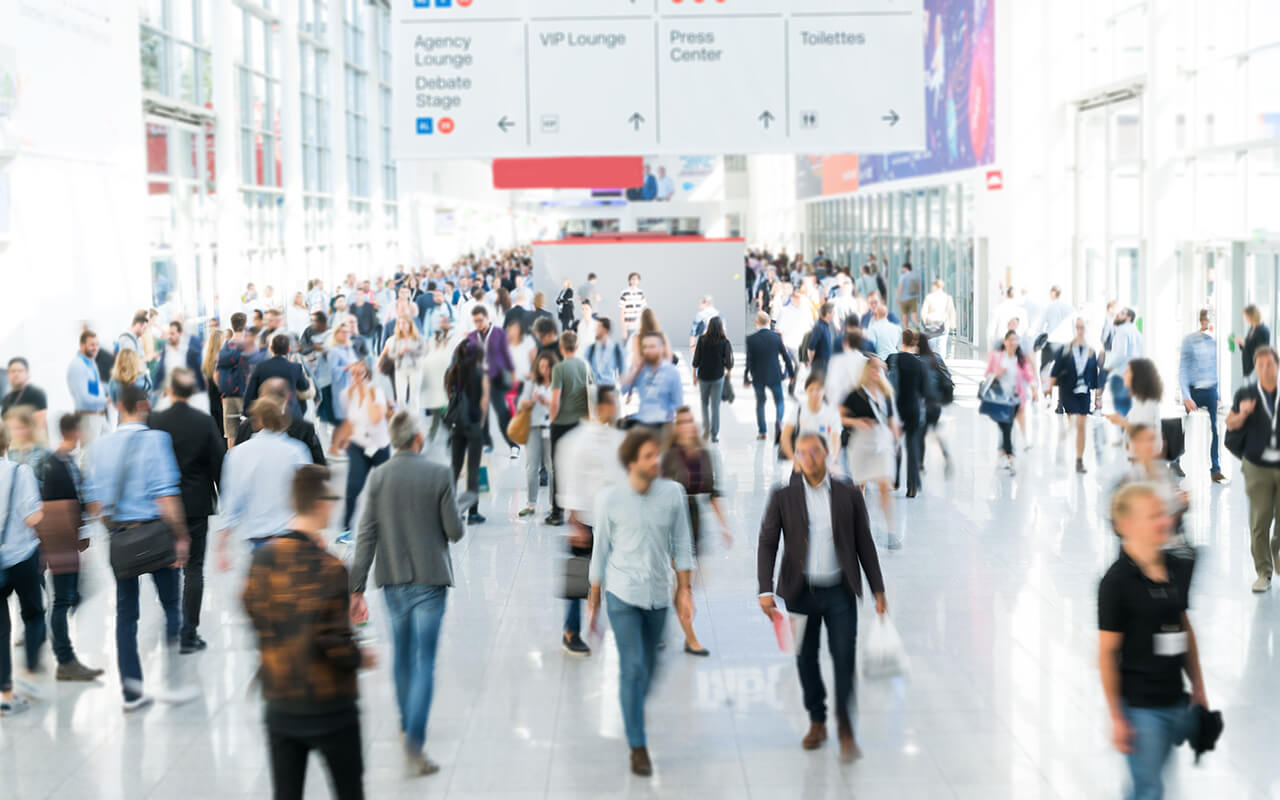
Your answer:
[837,722,862,762]
[802,722,827,750]
[630,747,652,776]
[1211,471,1228,484]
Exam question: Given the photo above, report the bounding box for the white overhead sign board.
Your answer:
[393,0,925,159]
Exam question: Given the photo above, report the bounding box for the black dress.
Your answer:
[1242,325,1271,378]
[1052,345,1099,416]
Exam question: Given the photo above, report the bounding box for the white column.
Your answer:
[366,6,388,273]
[1142,1,1182,388]
[279,0,306,296]
[213,3,244,321]
[327,10,349,288]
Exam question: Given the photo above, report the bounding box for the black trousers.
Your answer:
[795,584,857,728]
[485,374,515,449]
[450,428,483,513]
[268,720,363,800]
[548,421,579,515]
[181,517,208,641]
[997,420,1015,456]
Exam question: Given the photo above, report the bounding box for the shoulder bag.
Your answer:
[107,432,177,580]
[562,553,590,599]
[977,376,1020,425]
[507,403,532,445]
[0,464,19,588]
[1224,387,1252,460]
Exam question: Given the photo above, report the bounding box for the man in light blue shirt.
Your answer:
[1176,308,1225,481]
[0,428,45,716]
[587,427,694,777]
[585,318,625,388]
[327,323,358,426]
[1107,308,1143,416]
[216,398,311,567]
[84,384,189,710]
[865,299,903,360]
[67,330,111,447]
[622,333,683,428]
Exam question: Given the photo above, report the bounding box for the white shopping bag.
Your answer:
[861,614,909,680]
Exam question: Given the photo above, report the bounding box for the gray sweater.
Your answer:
[350,450,465,593]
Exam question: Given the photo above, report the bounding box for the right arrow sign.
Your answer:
[882,109,900,126]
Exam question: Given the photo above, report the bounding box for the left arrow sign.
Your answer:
[497,116,515,133]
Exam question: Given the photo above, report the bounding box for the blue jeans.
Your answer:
[384,584,448,753]
[0,551,46,691]
[1186,386,1221,473]
[51,572,81,664]
[1124,702,1196,800]
[606,592,667,749]
[116,567,181,701]
[1110,373,1132,417]
[754,380,785,436]
[794,584,857,726]
[343,443,390,532]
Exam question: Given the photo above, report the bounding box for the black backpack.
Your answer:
[930,357,955,405]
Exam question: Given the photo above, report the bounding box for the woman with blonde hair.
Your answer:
[202,327,227,437]
[840,356,901,546]
[381,314,427,410]
[108,348,152,404]
[3,407,51,482]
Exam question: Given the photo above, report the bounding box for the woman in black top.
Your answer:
[691,316,734,442]
[556,280,576,331]
[916,334,954,476]
[445,339,489,524]
[1234,304,1271,380]
[1098,482,1207,799]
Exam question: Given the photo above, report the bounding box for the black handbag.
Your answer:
[562,554,590,600]
[107,432,176,580]
[721,379,735,404]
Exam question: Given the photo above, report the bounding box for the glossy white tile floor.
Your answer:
[1,358,1272,799]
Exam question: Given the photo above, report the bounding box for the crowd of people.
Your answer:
[0,244,1266,799]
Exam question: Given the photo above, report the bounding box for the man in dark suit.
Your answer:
[148,367,225,654]
[234,377,327,465]
[154,320,205,393]
[243,334,309,419]
[743,311,795,442]
[757,431,887,762]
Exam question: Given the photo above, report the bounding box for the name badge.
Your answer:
[1263,448,1280,463]
[1154,631,1187,657]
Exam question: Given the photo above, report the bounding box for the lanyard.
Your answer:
[1259,387,1280,448]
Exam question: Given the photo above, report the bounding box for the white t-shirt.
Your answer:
[346,386,391,453]
[789,399,843,445]
[1126,398,1163,453]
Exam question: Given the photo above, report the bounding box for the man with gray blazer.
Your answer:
[349,410,464,779]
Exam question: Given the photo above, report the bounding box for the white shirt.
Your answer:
[1126,398,1162,453]
[1109,322,1143,373]
[824,350,867,408]
[163,343,185,375]
[555,420,626,526]
[803,475,840,585]
[791,399,842,445]
[346,386,391,454]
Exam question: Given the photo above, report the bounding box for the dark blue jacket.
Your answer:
[744,328,795,387]
[243,355,310,419]
[809,319,836,366]
[155,341,205,393]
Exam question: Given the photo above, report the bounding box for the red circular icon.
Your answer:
[458,0,472,5]
[438,117,455,134]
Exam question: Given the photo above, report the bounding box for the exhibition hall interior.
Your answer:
[1,0,1279,798]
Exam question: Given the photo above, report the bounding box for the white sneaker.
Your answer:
[122,695,154,713]
[0,696,31,716]
[509,446,520,460]
[1008,460,1017,476]
[1252,576,1271,594]
[405,750,441,777]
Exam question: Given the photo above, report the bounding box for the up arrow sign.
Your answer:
[628,112,645,131]
[758,110,775,129]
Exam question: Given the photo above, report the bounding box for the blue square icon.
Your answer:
[413,0,431,6]
[416,117,434,135]
[435,0,452,6]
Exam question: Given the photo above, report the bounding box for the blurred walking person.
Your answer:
[1226,346,1280,593]
[517,352,555,518]
[757,431,887,762]
[1050,317,1100,474]
[445,340,488,524]
[692,316,733,443]
[0,419,46,715]
[349,411,464,778]
[587,428,695,777]
[840,358,901,545]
